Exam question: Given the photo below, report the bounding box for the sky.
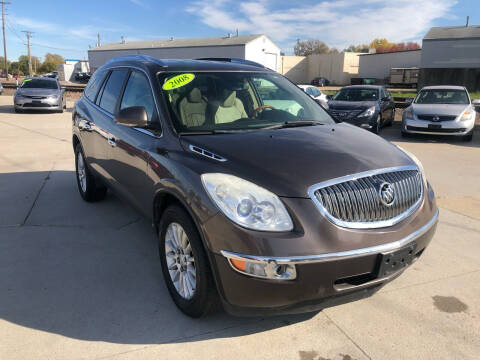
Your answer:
[2,0,478,62]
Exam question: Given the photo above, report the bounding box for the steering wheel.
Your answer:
[254,104,276,113]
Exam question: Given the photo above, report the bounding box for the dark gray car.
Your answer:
[72,55,438,317]
[14,77,66,113]
[328,85,396,134]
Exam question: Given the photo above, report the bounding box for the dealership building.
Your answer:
[88,34,281,72]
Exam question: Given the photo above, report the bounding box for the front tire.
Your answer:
[462,131,473,142]
[75,144,107,202]
[158,205,218,318]
[372,114,382,134]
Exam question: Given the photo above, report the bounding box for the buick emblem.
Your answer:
[379,182,395,206]
[339,112,347,117]
[432,115,440,122]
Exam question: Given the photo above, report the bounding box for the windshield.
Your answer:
[332,88,379,102]
[159,72,333,133]
[20,79,58,89]
[414,89,469,105]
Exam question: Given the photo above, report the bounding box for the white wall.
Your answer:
[88,45,246,71]
[245,35,281,71]
[280,56,308,84]
[358,50,421,79]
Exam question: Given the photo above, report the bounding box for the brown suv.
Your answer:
[73,55,438,317]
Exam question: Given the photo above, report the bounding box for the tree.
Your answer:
[344,44,369,53]
[294,40,330,56]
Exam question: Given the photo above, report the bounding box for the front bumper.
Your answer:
[14,96,62,111]
[202,183,438,316]
[402,117,474,136]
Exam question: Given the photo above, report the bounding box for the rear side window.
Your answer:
[120,71,157,122]
[84,69,107,101]
[98,70,128,114]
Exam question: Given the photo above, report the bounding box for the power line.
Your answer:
[22,30,33,76]
[1,1,11,78]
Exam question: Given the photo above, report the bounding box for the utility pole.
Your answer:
[97,32,101,47]
[22,30,33,76]
[1,1,10,78]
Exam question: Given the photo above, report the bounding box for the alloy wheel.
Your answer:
[165,222,196,299]
[76,151,87,193]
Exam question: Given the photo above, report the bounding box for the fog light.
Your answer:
[225,253,297,280]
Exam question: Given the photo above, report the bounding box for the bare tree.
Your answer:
[294,40,329,56]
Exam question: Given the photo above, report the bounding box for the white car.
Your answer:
[298,85,329,109]
[402,85,479,142]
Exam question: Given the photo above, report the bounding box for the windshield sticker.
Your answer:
[163,73,195,90]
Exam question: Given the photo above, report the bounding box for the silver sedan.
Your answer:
[402,85,478,141]
[14,77,66,113]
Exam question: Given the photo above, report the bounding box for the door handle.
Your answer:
[79,119,92,131]
[108,138,117,147]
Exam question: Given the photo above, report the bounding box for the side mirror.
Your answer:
[115,106,148,127]
[472,99,480,106]
[405,98,414,104]
[326,95,332,101]
[382,96,390,102]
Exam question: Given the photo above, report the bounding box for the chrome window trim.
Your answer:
[221,209,438,265]
[84,65,163,138]
[308,165,423,229]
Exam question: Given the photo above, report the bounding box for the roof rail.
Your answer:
[196,57,267,69]
[106,54,167,66]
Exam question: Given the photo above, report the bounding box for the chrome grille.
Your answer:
[329,109,363,120]
[309,167,423,229]
[417,114,456,121]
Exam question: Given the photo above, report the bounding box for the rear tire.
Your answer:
[158,205,219,318]
[74,144,107,202]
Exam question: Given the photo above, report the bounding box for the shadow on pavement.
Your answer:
[0,170,316,345]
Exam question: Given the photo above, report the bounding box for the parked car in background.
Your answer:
[311,77,330,87]
[402,86,478,141]
[72,55,438,318]
[14,77,66,113]
[44,71,59,79]
[75,72,91,83]
[327,85,396,134]
[298,84,329,109]
[0,80,3,95]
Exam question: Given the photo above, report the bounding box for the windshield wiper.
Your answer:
[178,129,245,136]
[263,121,325,130]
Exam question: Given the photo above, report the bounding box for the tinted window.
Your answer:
[120,71,157,122]
[333,88,379,101]
[99,70,128,114]
[20,79,58,89]
[84,69,107,101]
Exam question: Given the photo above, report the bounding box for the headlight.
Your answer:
[357,106,376,118]
[48,94,59,99]
[395,145,427,188]
[201,173,293,231]
[403,107,414,120]
[460,108,475,121]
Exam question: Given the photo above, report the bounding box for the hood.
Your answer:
[16,88,60,97]
[179,123,413,198]
[327,100,376,110]
[411,103,469,116]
